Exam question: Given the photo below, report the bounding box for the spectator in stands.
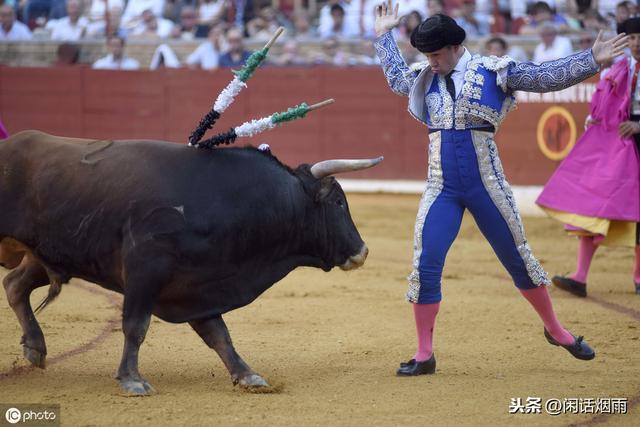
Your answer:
[427,0,444,17]
[320,4,353,38]
[614,1,634,31]
[291,9,317,38]
[533,21,574,63]
[121,0,165,31]
[186,24,222,69]
[150,43,181,69]
[92,35,140,70]
[46,0,89,41]
[395,0,427,17]
[246,5,281,41]
[219,27,250,67]
[0,3,32,40]
[313,37,373,66]
[484,34,529,61]
[270,39,308,65]
[198,0,226,26]
[454,0,490,37]
[86,5,128,38]
[519,1,571,35]
[85,0,125,31]
[597,0,625,21]
[398,10,422,41]
[53,42,80,65]
[22,0,52,29]
[130,8,173,39]
[580,8,609,32]
[577,30,597,52]
[318,0,360,39]
[170,5,201,40]
[484,35,507,56]
[164,0,197,23]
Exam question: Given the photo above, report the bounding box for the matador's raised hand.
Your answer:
[591,31,629,66]
[375,0,401,37]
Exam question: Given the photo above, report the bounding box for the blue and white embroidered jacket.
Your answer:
[373,31,600,130]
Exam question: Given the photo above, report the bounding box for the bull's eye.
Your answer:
[336,199,345,208]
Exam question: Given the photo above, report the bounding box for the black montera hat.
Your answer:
[618,17,640,35]
[410,14,466,53]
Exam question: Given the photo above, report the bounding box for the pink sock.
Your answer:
[634,246,640,284]
[412,302,439,362]
[569,236,598,284]
[519,286,575,345]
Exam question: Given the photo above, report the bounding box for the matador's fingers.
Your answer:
[594,30,603,44]
[611,34,629,49]
[394,2,399,19]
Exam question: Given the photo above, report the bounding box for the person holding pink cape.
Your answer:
[537,17,640,297]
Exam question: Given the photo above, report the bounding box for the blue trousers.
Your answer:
[407,129,549,304]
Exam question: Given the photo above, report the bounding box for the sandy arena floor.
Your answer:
[1,193,639,426]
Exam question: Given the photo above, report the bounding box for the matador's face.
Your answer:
[424,45,462,75]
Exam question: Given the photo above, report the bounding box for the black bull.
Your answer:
[0,130,382,394]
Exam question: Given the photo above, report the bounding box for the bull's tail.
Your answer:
[34,281,63,314]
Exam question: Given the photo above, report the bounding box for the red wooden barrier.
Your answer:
[0,67,594,184]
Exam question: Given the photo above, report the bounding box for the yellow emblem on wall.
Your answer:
[536,106,577,161]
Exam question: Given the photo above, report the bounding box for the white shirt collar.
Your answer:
[453,48,471,74]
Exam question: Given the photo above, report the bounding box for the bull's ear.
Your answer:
[315,177,334,202]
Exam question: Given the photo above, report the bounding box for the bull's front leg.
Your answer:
[189,316,269,389]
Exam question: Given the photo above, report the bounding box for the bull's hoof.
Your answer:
[119,378,155,396]
[23,346,46,369]
[237,374,270,389]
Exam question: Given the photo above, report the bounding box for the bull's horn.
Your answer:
[310,156,384,179]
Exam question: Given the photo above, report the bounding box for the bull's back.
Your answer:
[0,130,300,253]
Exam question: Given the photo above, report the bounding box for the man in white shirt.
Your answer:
[130,9,174,39]
[92,36,140,70]
[121,0,165,30]
[46,0,89,41]
[186,25,221,70]
[533,22,574,63]
[0,4,32,40]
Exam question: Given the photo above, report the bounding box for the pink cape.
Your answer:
[0,117,7,139]
[536,57,640,222]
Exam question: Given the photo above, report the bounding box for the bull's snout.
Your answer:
[339,244,368,271]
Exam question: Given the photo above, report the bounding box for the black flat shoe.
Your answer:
[634,281,640,295]
[399,359,415,368]
[544,328,595,360]
[396,354,436,376]
[552,275,587,297]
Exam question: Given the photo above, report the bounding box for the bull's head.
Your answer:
[297,156,383,272]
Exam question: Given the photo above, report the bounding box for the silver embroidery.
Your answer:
[427,75,454,129]
[506,49,599,93]
[374,31,416,97]
[454,56,516,129]
[470,130,551,286]
[480,55,515,91]
[407,132,445,302]
[426,92,442,115]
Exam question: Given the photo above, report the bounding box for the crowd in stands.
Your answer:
[0,0,638,69]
